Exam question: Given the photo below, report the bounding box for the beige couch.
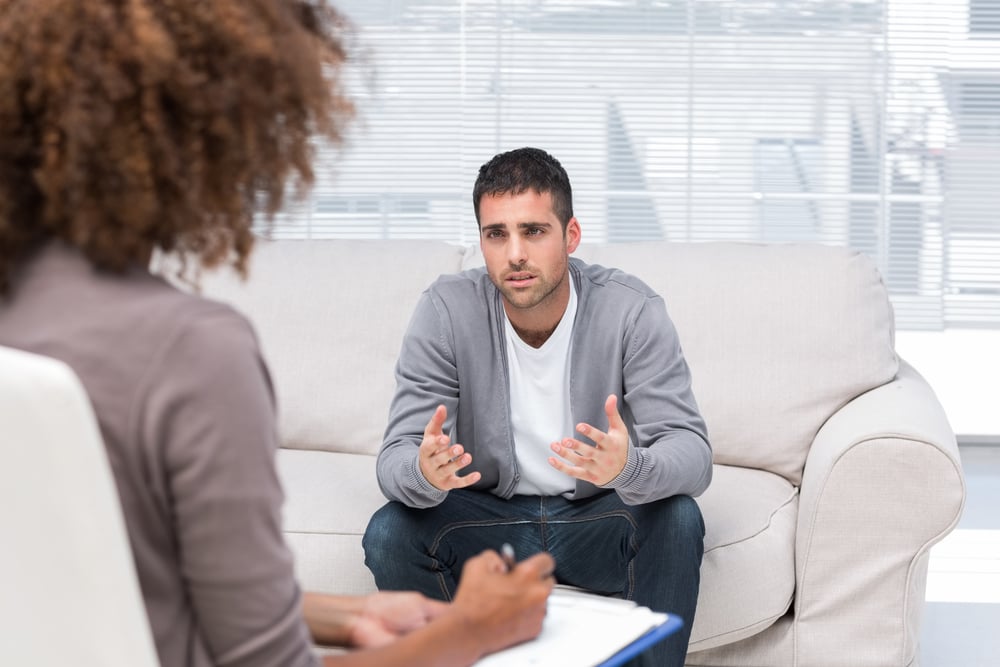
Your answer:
[198,239,965,666]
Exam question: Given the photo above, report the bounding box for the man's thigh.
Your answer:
[378,490,548,561]
[368,489,671,594]
[541,492,642,596]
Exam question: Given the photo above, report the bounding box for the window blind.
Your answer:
[261,0,1000,330]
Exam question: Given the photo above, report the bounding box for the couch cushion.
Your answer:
[691,463,798,651]
[467,242,898,484]
[277,449,798,650]
[199,239,466,456]
[276,449,384,595]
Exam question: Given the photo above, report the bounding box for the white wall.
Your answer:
[895,329,1000,438]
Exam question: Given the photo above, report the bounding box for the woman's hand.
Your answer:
[349,591,449,648]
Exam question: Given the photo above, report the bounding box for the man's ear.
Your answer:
[565,217,581,253]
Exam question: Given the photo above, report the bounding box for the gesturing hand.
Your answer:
[548,394,629,486]
[418,404,481,491]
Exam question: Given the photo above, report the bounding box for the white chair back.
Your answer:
[0,345,160,667]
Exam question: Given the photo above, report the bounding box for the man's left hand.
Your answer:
[548,394,629,486]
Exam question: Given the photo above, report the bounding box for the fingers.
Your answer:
[423,404,447,439]
[513,552,556,582]
[448,469,482,489]
[453,550,555,654]
[465,549,507,575]
[425,443,468,470]
[551,437,590,460]
[510,553,556,611]
[547,454,574,477]
[422,446,481,490]
[418,405,481,490]
[418,406,450,461]
[574,421,604,445]
[549,429,627,486]
[548,438,589,477]
[572,394,626,449]
[604,393,626,431]
[421,597,449,621]
[465,550,556,588]
[547,443,590,481]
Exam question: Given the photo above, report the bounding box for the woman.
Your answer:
[0,2,554,666]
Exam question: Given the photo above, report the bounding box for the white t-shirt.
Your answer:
[504,279,578,496]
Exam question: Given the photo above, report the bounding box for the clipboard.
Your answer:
[596,613,684,667]
[474,587,684,667]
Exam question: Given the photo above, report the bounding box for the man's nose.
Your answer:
[507,236,527,265]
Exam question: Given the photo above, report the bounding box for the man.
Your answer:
[363,147,712,666]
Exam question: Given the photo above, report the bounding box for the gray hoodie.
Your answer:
[377,257,713,509]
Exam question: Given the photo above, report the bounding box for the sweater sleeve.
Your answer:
[138,307,319,667]
[602,295,713,505]
[376,291,456,508]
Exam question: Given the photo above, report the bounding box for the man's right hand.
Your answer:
[418,405,482,491]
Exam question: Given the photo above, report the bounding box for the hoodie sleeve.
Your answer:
[375,290,458,508]
[601,295,713,505]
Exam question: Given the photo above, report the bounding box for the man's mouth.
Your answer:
[506,272,535,286]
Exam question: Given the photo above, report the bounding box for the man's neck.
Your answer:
[504,273,574,349]
[509,320,559,349]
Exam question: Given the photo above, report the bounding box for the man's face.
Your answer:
[478,190,581,318]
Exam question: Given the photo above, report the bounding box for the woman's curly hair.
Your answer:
[0,0,353,294]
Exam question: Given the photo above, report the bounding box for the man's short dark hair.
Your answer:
[472,147,574,230]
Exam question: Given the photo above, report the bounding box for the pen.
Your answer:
[500,542,516,572]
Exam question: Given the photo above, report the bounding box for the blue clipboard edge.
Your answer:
[595,614,685,667]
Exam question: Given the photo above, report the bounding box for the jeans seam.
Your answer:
[545,509,638,529]
[428,517,539,553]
[539,496,548,550]
[428,517,538,600]
[429,518,534,601]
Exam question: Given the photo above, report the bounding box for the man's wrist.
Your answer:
[408,456,449,499]
[600,446,641,490]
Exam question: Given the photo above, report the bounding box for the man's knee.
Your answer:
[666,494,705,540]
[363,501,411,560]
[640,494,704,552]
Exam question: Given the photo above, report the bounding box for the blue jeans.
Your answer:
[363,490,704,667]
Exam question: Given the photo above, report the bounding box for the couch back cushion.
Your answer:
[198,239,466,457]
[569,242,898,484]
[464,241,898,485]
[201,239,896,484]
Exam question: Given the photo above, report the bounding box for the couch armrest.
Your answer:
[793,360,965,667]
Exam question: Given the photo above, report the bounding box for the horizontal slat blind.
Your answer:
[260,0,1000,330]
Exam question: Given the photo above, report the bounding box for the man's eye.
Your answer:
[527,227,543,236]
